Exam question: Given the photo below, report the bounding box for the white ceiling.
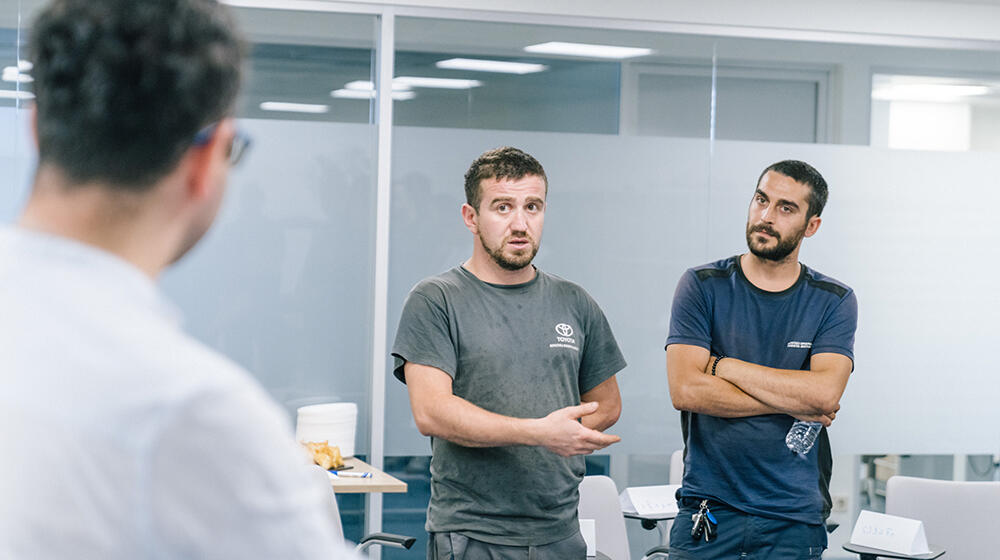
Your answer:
[4,0,1000,48]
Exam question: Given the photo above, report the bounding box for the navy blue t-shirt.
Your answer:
[665,256,858,525]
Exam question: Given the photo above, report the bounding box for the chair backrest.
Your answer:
[578,475,630,560]
[669,449,684,485]
[885,475,1000,559]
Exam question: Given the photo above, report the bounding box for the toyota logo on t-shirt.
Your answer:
[550,323,579,351]
[555,323,574,337]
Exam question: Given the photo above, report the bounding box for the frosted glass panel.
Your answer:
[0,108,33,222]
[386,126,712,455]
[707,141,1000,455]
[162,120,377,451]
[386,126,1000,456]
[156,7,378,455]
[1,11,34,223]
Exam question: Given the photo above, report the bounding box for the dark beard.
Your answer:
[746,223,804,262]
[480,233,538,271]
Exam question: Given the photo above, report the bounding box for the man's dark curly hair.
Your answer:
[30,0,245,190]
[463,147,547,211]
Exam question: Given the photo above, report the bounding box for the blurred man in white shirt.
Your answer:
[0,1,359,558]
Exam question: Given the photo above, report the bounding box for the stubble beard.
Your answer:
[480,232,539,271]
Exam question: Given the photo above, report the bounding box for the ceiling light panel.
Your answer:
[393,76,482,89]
[343,80,411,92]
[0,90,35,100]
[2,66,33,83]
[435,58,548,74]
[872,84,992,102]
[259,101,329,113]
[524,41,652,59]
[331,89,415,100]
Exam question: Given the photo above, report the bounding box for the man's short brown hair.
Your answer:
[464,147,547,211]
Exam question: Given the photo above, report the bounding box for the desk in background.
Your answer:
[329,457,407,494]
[842,543,945,560]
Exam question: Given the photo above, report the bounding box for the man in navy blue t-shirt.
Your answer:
[666,160,858,559]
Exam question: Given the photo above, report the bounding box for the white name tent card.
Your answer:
[850,510,931,556]
[578,518,596,557]
[619,484,681,516]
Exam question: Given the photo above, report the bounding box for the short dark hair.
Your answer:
[464,147,547,211]
[757,160,829,218]
[30,0,245,190]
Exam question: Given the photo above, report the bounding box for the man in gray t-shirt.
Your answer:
[392,147,627,559]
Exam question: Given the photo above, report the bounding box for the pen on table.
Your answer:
[331,471,372,478]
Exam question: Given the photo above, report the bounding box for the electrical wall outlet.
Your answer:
[832,494,849,513]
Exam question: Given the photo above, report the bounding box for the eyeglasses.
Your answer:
[193,122,252,167]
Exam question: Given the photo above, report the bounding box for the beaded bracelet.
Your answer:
[711,355,725,376]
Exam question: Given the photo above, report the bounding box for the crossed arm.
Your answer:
[404,361,622,456]
[666,344,851,425]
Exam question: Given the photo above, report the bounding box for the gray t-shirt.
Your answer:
[392,266,627,546]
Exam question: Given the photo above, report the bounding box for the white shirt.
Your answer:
[0,226,360,559]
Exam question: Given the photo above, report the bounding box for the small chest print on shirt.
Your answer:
[786,341,812,349]
[549,323,579,351]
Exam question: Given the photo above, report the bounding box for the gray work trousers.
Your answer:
[427,530,587,560]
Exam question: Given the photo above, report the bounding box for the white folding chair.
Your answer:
[669,449,684,485]
[578,475,670,560]
[882,475,1000,560]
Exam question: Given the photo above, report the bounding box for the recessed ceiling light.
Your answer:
[872,84,992,102]
[343,80,411,92]
[435,58,548,74]
[331,89,371,100]
[393,76,482,89]
[259,101,329,113]
[524,41,652,59]
[344,80,372,91]
[331,89,415,101]
[0,90,34,100]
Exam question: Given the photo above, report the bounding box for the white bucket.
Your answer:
[295,402,358,458]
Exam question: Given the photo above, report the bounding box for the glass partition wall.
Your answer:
[384,15,1000,560]
[384,19,713,558]
[158,7,380,544]
[4,3,1000,559]
[0,2,37,223]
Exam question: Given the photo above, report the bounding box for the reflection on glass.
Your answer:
[871,73,1000,152]
[1,10,36,223]
[392,48,621,133]
[240,42,374,122]
[230,9,375,123]
[160,8,378,476]
[0,28,35,109]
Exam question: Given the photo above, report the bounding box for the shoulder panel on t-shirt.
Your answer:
[802,265,852,300]
[692,257,738,282]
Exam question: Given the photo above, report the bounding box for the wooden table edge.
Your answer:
[328,457,408,494]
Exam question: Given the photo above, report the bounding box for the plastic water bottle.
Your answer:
[785,420,822,455]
